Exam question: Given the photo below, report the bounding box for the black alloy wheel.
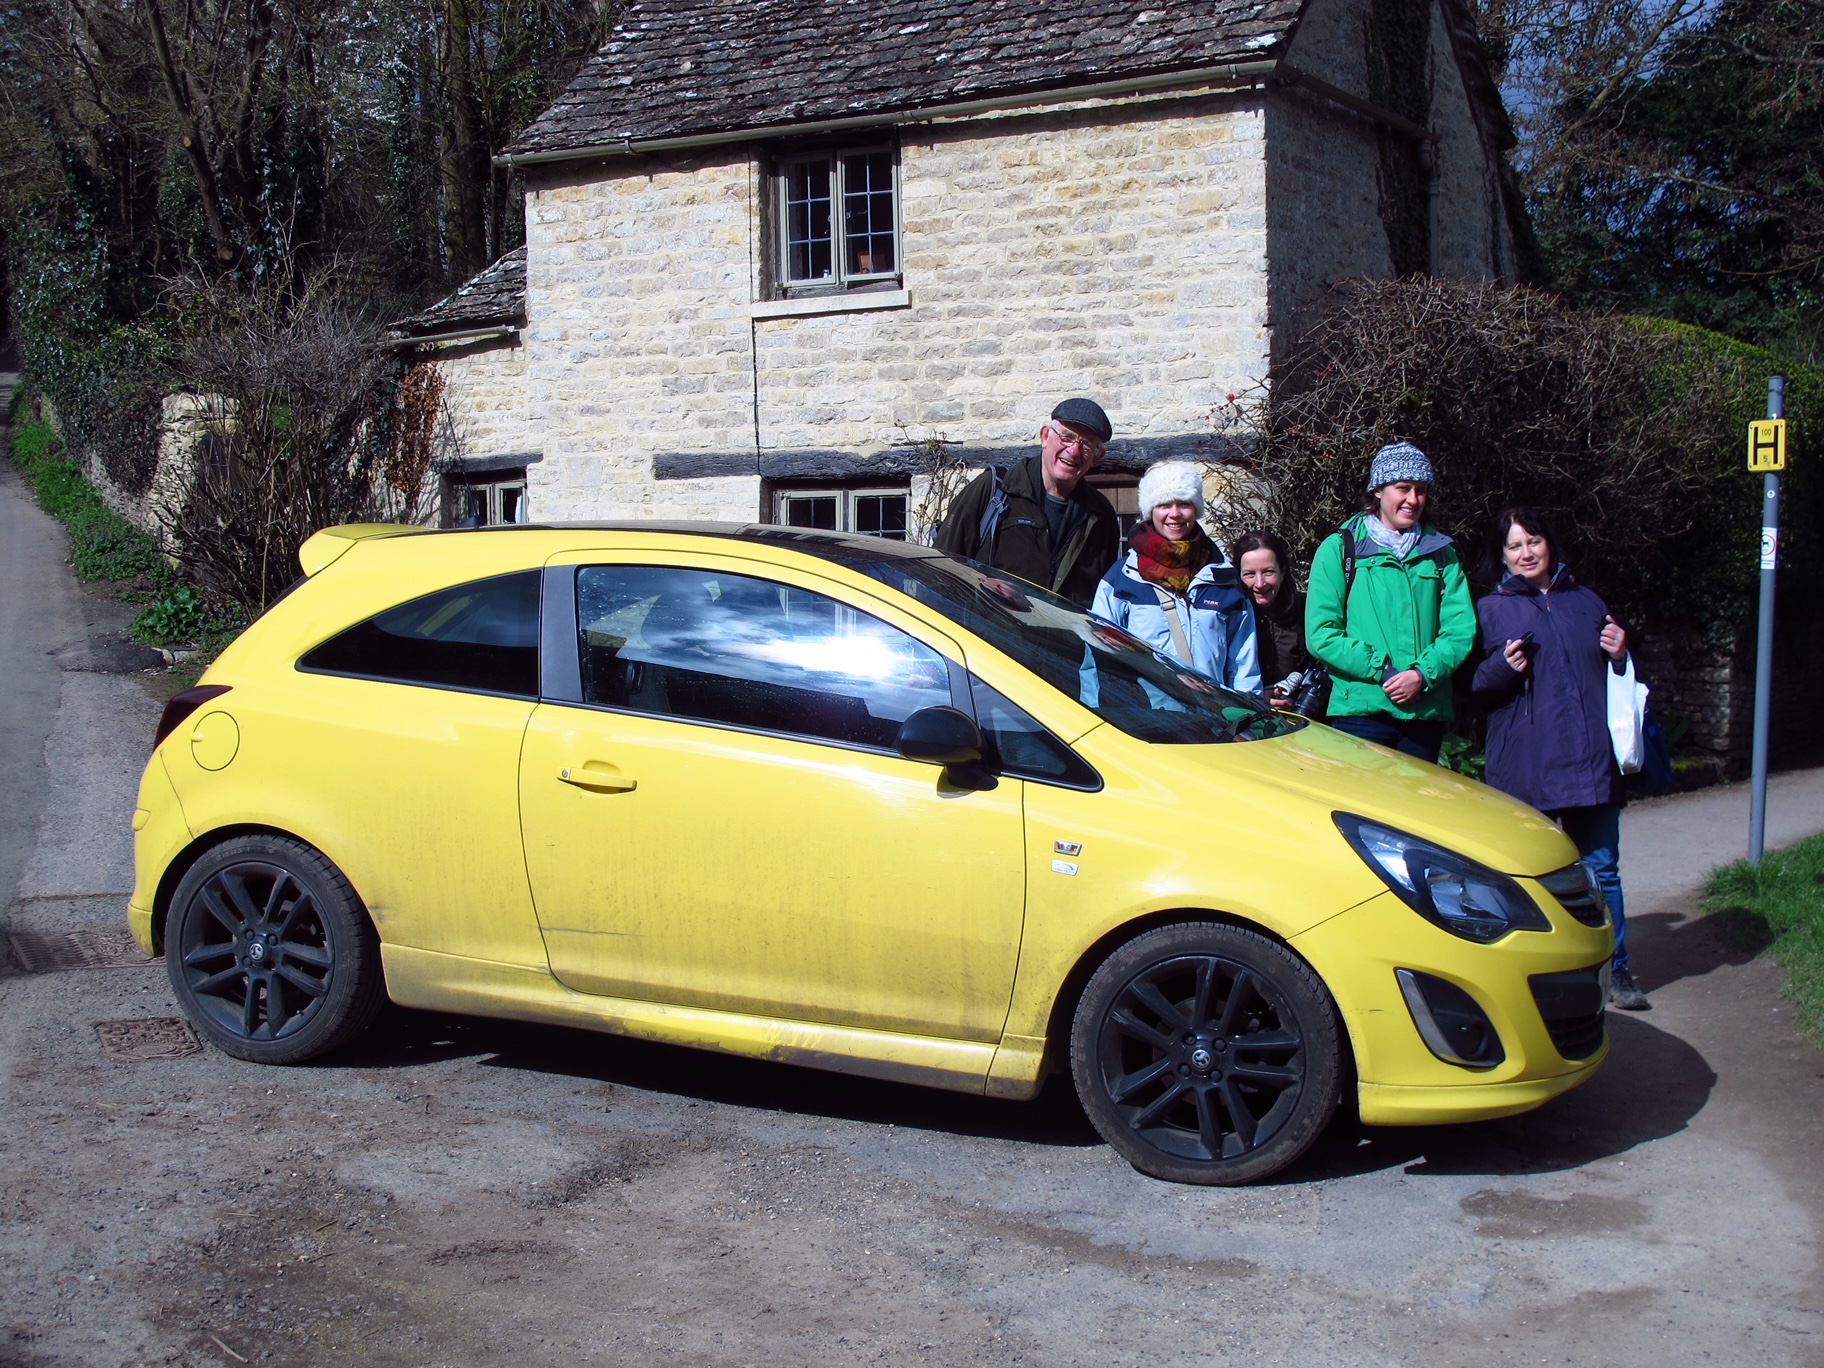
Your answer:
[165,835,384,1064]
[1071,922,1342,1185]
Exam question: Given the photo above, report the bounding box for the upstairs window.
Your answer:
[777,148,899,293]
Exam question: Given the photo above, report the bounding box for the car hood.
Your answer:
[1144,721,1577,878]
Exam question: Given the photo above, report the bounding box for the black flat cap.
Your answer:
[1050,397,1112,443]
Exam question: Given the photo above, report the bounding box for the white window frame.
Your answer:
[774,486,909,540]
[774,145,902,295]
[446,472,528,527]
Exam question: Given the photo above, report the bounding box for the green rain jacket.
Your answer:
[1305,513,1477,722]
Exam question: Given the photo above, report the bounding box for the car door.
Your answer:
[518,553,1027,1043]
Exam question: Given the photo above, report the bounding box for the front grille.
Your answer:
[1529,965,1608,1060]
[1537,863,1608,927]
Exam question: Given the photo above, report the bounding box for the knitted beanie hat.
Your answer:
[1366,442,1434,491]
[1138,462,1206,518]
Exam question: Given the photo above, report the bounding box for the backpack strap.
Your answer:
[1340,528,1356,630]
[1152,586,1194,665]
[975,466,1009,552]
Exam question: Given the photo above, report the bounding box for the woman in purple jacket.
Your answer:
[1472,507,1649,1011]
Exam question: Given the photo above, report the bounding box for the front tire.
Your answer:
[165,835,384,1064]
[1070,921,1342,1185]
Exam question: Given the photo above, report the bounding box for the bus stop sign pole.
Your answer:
[1748,375,1786,865]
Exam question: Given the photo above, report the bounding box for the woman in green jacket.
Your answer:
[1304,443,1476,764]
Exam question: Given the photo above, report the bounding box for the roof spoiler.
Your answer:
[297,524,426,577]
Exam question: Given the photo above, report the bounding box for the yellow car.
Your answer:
[131,524,1612,1185]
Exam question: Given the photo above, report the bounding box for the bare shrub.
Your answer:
[901,427,971,546]
[156,275,402,615]
[1221,278,1760,624]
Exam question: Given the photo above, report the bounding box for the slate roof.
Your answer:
[394,247,527,337]
[504,0,1303,159]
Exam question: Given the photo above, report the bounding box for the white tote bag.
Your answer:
[1607,655,1649,775]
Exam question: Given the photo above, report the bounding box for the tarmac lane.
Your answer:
[2,451,1821,1365]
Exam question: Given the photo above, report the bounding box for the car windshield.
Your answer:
[858,554,1301,745]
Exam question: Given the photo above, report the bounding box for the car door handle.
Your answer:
[558,764,637,793]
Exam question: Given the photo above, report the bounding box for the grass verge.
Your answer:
[1705,836,1824,1045]
[9,410,237,650]
[11,418,171,586]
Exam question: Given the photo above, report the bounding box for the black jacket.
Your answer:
[933,456,1119,607]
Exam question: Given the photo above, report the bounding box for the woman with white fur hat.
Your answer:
[1089,462,1262,693]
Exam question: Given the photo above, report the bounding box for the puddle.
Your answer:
[1460,1187,1648,1239]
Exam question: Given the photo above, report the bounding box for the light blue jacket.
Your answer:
[1090,550,1263,694]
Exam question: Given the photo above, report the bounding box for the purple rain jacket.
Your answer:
[1472,566,1627,813]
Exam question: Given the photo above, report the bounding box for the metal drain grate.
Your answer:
[95,1018,200,1062]
[7,928,160,974]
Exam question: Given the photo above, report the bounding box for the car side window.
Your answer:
[968,675,1101,790]
[575,565,951,750]
[299,570,540,698]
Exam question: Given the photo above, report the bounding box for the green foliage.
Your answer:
[1633,321,1824,634]
[1528,0,1823,360]
[10,417,172,588]
[1706,835,1824,1045]
[1438,734,1486,782]
[1220,280,1824,640]
[131,588,213,647]
[11,222,174,497]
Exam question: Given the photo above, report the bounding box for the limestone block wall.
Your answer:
[524,151,758,520]
[1265,0,1517,350]
[429,337,535,468]
[522,93,1272,520]
[756,98,1270,454]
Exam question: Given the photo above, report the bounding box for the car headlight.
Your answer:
[1333,813,1551,943]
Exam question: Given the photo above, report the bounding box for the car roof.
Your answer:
[365,521,950,566]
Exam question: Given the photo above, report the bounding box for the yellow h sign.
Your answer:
[1749,419,1787,472]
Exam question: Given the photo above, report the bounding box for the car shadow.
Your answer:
[1273,1009,1717,1183]
[335,1004,1106,1148]
[334,1000,1715,1180]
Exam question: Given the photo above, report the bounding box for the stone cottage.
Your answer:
[407,0,1525,533]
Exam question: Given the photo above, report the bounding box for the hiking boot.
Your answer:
[1608,966,1650,1011]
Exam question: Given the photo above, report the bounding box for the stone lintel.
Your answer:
[652,433,1248,481]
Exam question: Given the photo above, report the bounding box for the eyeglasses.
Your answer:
[1048,425,1105,457]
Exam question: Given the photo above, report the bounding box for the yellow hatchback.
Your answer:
[130,524,1613,1184]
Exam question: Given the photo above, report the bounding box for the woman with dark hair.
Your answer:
[1305,443,1476,763]
[1232,530,1310,707]
[1472,506,1647,1011]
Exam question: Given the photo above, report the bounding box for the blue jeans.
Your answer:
[1327,714,1448,765]
[1549,803,1627,972]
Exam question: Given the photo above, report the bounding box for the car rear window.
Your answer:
[298,571,540,697]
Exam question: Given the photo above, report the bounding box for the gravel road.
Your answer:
[3,455,1821,1367]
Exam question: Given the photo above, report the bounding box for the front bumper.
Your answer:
[1292,888,1613,1127]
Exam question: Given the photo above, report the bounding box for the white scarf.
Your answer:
[1361,514,1420,560]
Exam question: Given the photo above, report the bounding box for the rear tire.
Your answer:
[165,835,384,1064]
[1070,921,1342,1185]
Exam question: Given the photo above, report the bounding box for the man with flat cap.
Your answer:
[935,398,1121,607]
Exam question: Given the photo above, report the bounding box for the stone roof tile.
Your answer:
[394,247,527,336]
[505,0,1303,158]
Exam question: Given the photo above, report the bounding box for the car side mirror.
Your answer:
[898,707,999,792]
[896,707,985,765]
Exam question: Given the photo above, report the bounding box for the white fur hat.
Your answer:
[1137,462,1205,517]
